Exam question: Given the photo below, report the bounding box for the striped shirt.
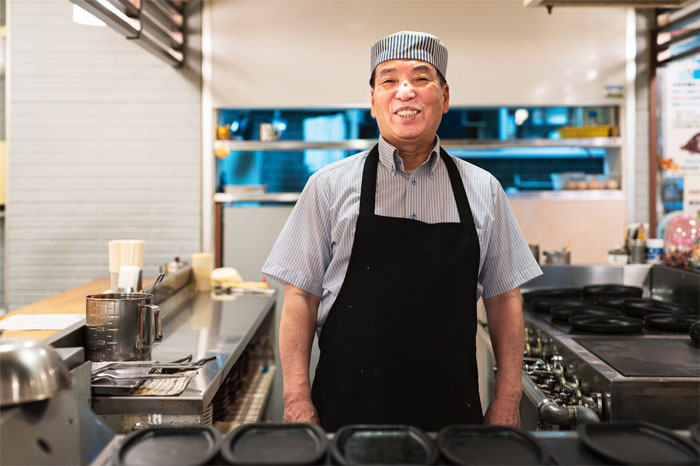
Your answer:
[262,136,542,335]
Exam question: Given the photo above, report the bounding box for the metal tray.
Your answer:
[114,426,221,465]
[579,422,700,465]
[92,379,143,396]
[332,424,437,465]
[437,425,550,465]
[222,422,327,465]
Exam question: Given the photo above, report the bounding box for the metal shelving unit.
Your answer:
[214,137,622,151]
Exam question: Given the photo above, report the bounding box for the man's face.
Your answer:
[370,59,449,150]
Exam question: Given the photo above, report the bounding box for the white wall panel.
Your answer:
[7,0,202,310]
[210,0,627,108]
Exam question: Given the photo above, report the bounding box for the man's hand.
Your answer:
[483,395,521,427]
[282,399,320,424]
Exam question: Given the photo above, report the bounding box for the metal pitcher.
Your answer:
[86,293,162,362]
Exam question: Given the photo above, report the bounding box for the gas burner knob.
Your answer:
[580,381,591,396]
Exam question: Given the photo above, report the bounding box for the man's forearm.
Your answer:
[484,288,525,404]
[279,284,320,405]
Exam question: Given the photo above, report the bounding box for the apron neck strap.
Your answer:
[360,143,475,224]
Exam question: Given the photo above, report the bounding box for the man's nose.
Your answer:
[396,80,416,100]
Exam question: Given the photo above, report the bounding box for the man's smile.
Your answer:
[395,107,421,118]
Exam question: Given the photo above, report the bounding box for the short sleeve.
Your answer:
[479,179,542,299]
[261,173,331,297]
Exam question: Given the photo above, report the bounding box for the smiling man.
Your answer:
[263,31,542,432]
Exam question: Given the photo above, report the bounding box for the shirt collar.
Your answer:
[377,135,441,177]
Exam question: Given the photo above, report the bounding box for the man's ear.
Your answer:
[442,84,450,114]
[370,87,376,118]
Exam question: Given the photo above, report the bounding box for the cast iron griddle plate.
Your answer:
[568,315,644,334]
[690,424,699,445]
[644,313,700,331]
[116,426,221,466]
[623,298,694,318]
[522,288,581,303]
[582,284,643,300]
[437,425,549,465]
[579,422,700,465]
[531,298,589,313]
[332,425,436,465]
[222,423,327,465]
[691,322,700,346]
[550,306,621,321]
[573,337,700,377]
[594,296,627,310]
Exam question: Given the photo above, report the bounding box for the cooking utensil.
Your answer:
[522,288,581,303]
[550,306,621,321]
[543,250,571,265]
[582,284,643,300]
[437,425,550,465]
[644,313,699,332]
[143,272,165,295]
[331,424,437,465]
[578,422,700,465]
[92,372,185,381]
[569,315,644,334]
[115,426,221,466]
[222,423,327,465]
[86,293,162,362]
[0,338,72,407]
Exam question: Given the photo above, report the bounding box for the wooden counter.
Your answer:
[0,279,152,341]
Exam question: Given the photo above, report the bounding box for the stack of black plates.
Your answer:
[222,423,327,465]
[578,422,700,465]
[115,426,221,466]
[331,425,436,465]
[437,425,550,465]
[522,288,581,304]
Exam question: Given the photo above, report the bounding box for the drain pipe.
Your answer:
[522,373,600,426]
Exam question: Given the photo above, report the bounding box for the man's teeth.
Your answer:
[396,109,419,117]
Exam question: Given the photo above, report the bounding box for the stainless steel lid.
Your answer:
[0,338,72,407]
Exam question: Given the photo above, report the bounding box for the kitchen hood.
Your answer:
[524,0,695,8]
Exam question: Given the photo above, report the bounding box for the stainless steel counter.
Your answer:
[91,290,276,427]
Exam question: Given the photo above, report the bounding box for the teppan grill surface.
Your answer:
[519,268,700,431]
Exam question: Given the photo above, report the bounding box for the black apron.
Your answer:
[311,144,483,432]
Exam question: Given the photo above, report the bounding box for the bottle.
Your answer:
[645,239,665,265]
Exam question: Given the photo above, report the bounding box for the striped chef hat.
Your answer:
[370,31,448,81]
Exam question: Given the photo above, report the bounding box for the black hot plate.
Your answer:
[582,284,643,300]
[568,315,644,334]
[551,306,621,321]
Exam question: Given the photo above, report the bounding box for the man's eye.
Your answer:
[417,77,429,81]
[382,79,396,84]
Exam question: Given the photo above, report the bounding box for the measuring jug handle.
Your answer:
[137,304,160,348]
[153,305,162,342]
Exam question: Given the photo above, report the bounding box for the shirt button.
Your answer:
[412,178,416,185]
[411,212,417,219]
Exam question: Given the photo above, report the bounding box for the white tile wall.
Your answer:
[7,0,202,310]
[634,10,652,225]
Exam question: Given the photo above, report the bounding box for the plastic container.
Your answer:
[558,125,612,138]
[645,239,665,264]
